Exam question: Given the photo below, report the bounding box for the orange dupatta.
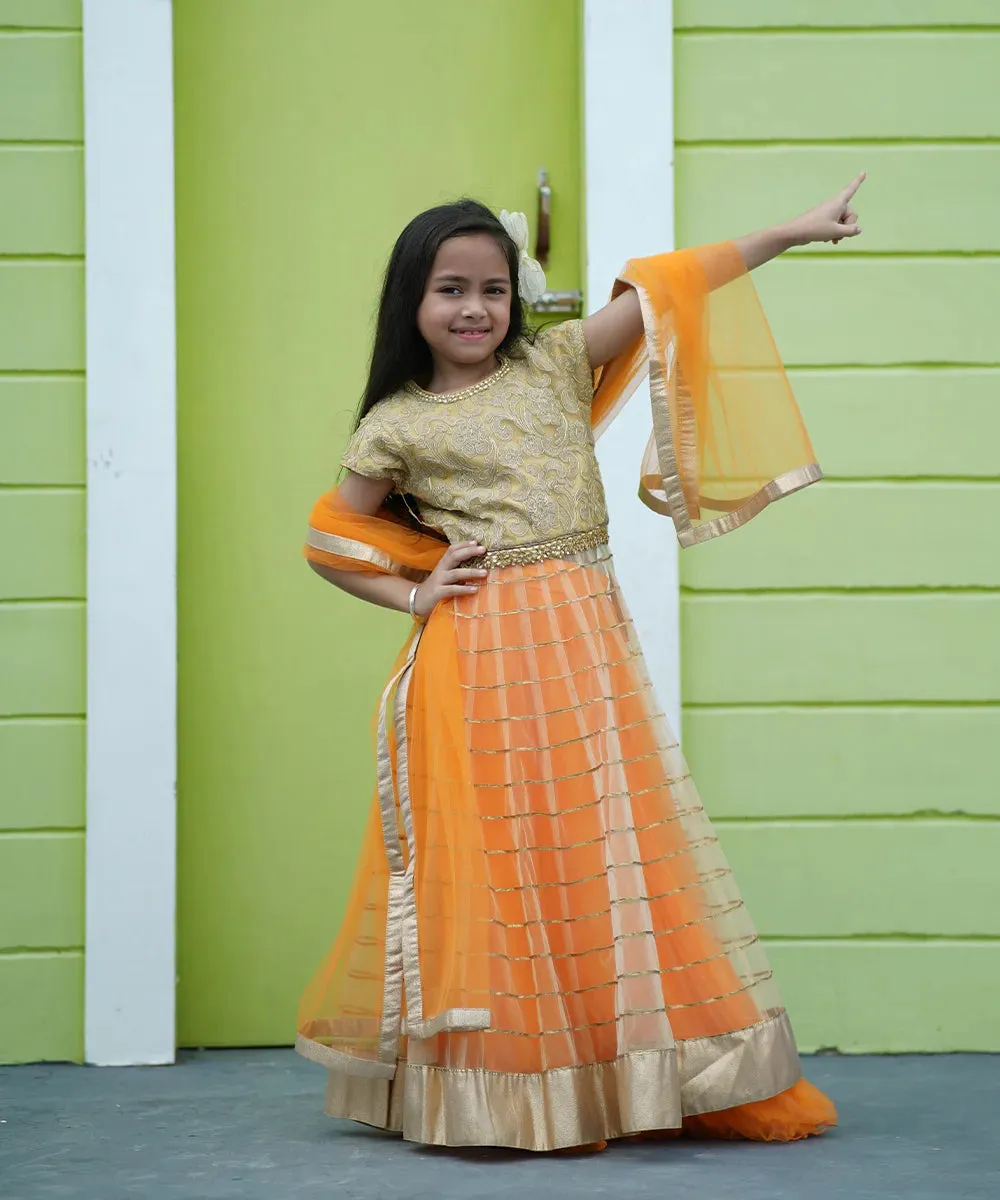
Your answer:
[593,241,820,546]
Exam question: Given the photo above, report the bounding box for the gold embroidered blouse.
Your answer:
[340,320,608,548]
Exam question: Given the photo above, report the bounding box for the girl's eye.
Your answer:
[440,286,461,295]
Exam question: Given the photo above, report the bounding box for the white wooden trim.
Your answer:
[583,0,680,736]
[83,0,177,1065]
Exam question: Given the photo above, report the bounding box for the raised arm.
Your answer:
[581,173,865,368]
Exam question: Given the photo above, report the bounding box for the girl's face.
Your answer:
[417,234,512,372]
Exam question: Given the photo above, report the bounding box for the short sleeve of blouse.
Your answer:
[530,319,594,410]
[340,406,407,488]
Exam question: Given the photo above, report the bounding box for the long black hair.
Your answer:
[350,199,532,531]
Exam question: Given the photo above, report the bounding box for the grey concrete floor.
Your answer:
[0,1051,997,1200]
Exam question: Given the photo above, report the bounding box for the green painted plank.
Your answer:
[676,33,1000,141]
[685,707,1000,818]
[677,146,1000,253]
[0,832,84,947]
[0,147,82,253]
[0,952,82,1063]
[0,264,83,370]
[0,379,85,485]
[0,603,84,715]
[720,820,999,937]
[675,1,1000,28]
[682,484,1000,590]
[769,941,1000,1052]
[0,719,84,829]
[0,1,80,28]
[682,595,1000,703]
[0,490,84,599]
[790,369,1000,479]
[755,258,1000,367]
[0,32,81,141]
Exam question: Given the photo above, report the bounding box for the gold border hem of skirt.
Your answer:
[315,1008,801,1151]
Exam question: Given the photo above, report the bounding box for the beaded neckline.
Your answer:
[405,357,510,403]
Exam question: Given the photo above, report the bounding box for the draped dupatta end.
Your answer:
[592,242,821,547]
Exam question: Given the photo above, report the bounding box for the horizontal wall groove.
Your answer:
[681,586,1000,597]
[714,814,1000,827]
[0,947,83,959]
[0,713,84,721]
[760,935,1000,945]
[0,370,85,379]
[0,254,84,264]
[0,484,85,494]
[786,362,1000,371]
[0,140,83,149]
[818,476,1000,484]
[0,27,82,35]
[684,701,1000,711]
[676,138,1000,148]
[0,598,84,607]
[790,250,1000,260]
[0,27,79,35]
[676,26,1000,36]
[0,714,83,724]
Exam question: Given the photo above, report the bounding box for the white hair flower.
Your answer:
[498,209,547,306]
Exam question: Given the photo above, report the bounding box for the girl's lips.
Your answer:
[454,329,490,340]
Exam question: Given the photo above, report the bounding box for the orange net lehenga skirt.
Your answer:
[297,543,836,1150]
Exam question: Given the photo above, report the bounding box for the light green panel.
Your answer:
[0,720,84,829]
[677,146,1000,253]
[174,0,583,1046]
[755,258,1000,367]
[0,1,80,27]
[0,490,84,599]
[0,264,84,370]
[682,595,1000,704]
[0,32,81,141]
[0,604,84,716]
[682,484,1000,590]
[0,147,83,254]
[0,379,85,485]
[791,369,1000,479]
[676,33,1000,142]
[685,707,1000,819]
[0,832,84,947]
[719,820,999,937]
[675,1,1000,27]
[0,953,82,1063]
[768,942,1000,1053]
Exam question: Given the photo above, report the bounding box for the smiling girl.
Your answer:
[297,183,863,1152]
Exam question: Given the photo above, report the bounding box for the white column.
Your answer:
[583,0,680,736]
[83,0,177,1065]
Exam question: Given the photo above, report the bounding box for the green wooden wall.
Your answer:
[675,1,1000,1051]
[0,0,85,1063]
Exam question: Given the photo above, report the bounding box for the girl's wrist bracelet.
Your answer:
[408,584,427,624]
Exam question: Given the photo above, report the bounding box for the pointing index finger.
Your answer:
[839,171,867,204]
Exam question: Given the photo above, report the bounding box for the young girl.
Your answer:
[296,180,864,1152]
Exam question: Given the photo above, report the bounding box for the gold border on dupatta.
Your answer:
[640,463,824,548]
[305,527,429,582]
[373,622,490,1056]
[322,1008,802,1151]
[618,271,823,549]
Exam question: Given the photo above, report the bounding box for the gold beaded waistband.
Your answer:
[470,525,609,571]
